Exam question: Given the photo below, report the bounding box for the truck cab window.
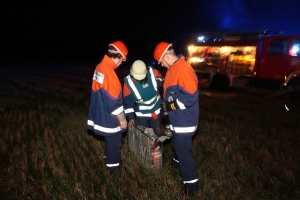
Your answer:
[268,39,287,55]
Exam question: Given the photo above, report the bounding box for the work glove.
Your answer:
[116,112,127,129]
[163,101,179,111]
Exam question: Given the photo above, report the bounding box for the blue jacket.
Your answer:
[164,55,199,136]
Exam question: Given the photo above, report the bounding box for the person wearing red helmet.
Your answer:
[154,42,199,195]
[87,41,128,174]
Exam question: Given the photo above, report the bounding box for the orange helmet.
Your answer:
[109,41,128,61]
[153,42,173,63]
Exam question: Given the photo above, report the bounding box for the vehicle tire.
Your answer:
[210,74,229,90]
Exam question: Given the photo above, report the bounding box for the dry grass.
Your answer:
[0,64,299,199]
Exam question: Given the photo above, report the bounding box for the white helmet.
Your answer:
[130,60,147,80]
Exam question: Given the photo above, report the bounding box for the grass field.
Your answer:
[0,64,299,199]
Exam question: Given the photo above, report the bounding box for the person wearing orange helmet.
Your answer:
[154,42,199,195]
[87,41,128,174]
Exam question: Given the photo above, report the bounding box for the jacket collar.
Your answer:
[169,54,184,69]
[102,55,117,69]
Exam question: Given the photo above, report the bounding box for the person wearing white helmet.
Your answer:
[87,41,128,174]
[123,60,164,137]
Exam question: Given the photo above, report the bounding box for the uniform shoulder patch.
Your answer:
[93,71,104,84]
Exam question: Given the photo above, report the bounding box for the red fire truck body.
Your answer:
[187,30,300,90]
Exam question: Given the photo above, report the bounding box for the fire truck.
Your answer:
[187,30,300,99]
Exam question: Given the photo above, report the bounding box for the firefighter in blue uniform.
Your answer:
[153,42,199,195]
[123,60,163,137]
[87,41,128,174]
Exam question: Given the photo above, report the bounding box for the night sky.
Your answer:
[2,0,300,65]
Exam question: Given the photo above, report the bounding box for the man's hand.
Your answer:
[128,119,134,127]
[119,119,127,129]
[116,112,127,129]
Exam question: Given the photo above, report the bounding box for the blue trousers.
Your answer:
[135,114,162,137]
[172,134,199,190]
[104,133,123,172]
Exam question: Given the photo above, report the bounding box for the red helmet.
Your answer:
[153,42,172,62]
[109,41,128,61]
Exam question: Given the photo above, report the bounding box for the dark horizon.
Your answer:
[3,0,300,65]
